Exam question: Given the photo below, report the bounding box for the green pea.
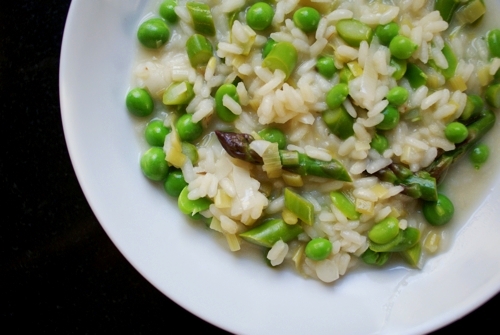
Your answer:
[178,186,211,216]
[137,18,170,49]
[145,119,171,146]
[389,35,418,60]
[422,193,454,226]
[370,133,389,154]
[246,2,274,31]
[176,113,203,142]
[375,22,399,46]
[370,227,420,252]
[215,84,240,122]
[316,56,336,79]
[140,147,169,181]
[470,143,490,169]
[444,122,468,143]
[386,86,409,106]
[293,7,320,33]
[126,88,154,117]
[361,248,390,266]
[325,83,349,109]
[485,83,500,108]
[258,128,287,149]
[262,38,277,58]
[487,29,500,58]
[305,238,332,261]
[159,0,178,24]
[376,105,400,130]
[368,217,400,244]
[164,168,188,197]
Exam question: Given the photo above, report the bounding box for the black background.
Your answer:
[2,0,499,333]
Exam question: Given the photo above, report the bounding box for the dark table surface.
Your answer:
[3,0,499,333]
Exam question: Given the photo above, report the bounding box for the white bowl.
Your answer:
[60,1,500,334]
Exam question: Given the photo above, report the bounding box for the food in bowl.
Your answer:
[126,0,500,283]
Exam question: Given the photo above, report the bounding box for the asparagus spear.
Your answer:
[375,164,438,201]
[426,109,496,183]
[215,130,352,182]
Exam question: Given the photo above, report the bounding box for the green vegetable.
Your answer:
[322,105,355,140]
[145,119,171,146]
[293,7,321,33]
[445,122,468,143]
[369,227,420,253]
[246,2,274,31]
[140,147,169,181]
[215,84,240,122]
[316,56,336,79]
[336,19,373,47]
[164,168,188,197]
[375,22,399,46]
[284,188,314,225]
[376,105,400,131]
[186,34,213,67]
[239,218,304,248]
[422,193,454,226]
[434,0,460,23]
[186,1,215,36]
[262,38,277,58]
[487,29,500,58]
[440,43,457,79]
[159,0,178,24]
[405,63,428,89]
[390,58,407,80]
[258,128,287,150]
[339,66,354,83]
[181,142,199,164]
[361,248,391,266]
[176,113,203,142]
[485,83,500,108]
[325,83,349,109]
[137,18,170,49]
[386,86,409,106]
[262,41,298,79]
[126,88,154,117]
[305,238,332,261]
[368,217,400,244]
[215,131,352,181]
[455,0,486,25]
[389,35,418,60]
[459,94,484,124]
[400,243,421,267]
[162,81,195,105]
[375,164,437,201]
[470,143,490,169]
[329,191,359,220]
[426,109,496,182]
[178,186,211,216]
[370,133,389,154]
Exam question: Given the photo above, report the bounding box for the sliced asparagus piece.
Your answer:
[215,131,352,182]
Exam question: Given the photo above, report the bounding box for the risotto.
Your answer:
[126,0,500,283]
